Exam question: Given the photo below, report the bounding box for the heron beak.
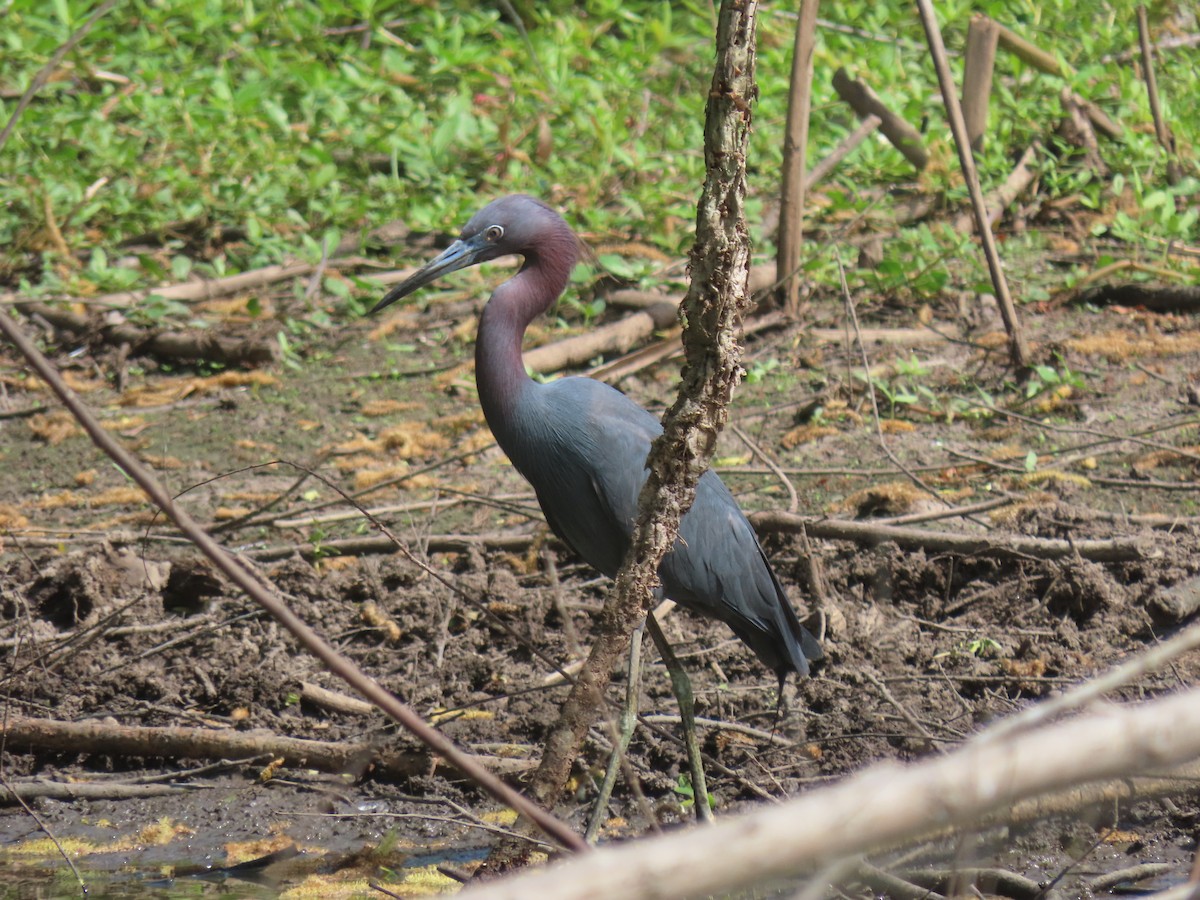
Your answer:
[370,236,485,314]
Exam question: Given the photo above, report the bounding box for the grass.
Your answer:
[1,0,1195,325]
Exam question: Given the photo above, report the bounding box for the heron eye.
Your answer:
[484,225,504,242]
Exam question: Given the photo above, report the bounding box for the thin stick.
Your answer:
[1136,5,1182,185]
[753,511,1157,563]
[805,113,881,188]
[837,255,944,505]
[0,773,86,893]
[982,618,1200,745]
[0,309,585,854]
[915,0,1030,371]
[777,0,820,316]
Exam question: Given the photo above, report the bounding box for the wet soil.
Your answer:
[1,276,1199,897]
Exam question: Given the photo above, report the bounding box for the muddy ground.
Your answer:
[0,259,1198,897]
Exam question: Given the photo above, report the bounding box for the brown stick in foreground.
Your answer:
[0,309,585,854]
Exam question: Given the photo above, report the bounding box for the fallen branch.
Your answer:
[806,114,881,188]
[0,779,208,805]
[831,68,929,170]
[0,715,534,780]
[459,688,1200,900]
[752,511,1159,562]
[1074,282,1200,312]
[17,300,278,367]
[522,302,677,373]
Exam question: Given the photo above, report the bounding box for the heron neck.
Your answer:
[475,249,574,442]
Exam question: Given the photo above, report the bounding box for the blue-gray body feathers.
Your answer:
[505,375,822,679]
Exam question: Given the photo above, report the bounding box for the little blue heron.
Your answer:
[372,194,822,681]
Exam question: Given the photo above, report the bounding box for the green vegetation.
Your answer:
[1,0,1194,325]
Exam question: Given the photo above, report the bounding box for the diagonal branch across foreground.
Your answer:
[0,309,585,853]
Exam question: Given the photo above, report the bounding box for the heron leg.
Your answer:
[644,612,714,823]
[584,618,646,843]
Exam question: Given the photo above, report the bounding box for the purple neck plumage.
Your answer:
[475,218,579,442]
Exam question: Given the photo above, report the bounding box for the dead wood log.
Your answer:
[522,301,677,373]
[0,780,205,804]
[831,68,929,170]
[0,715,535,780]
[1073,283,1200,312]
[17,300,277,366]
[752,511,1158,562]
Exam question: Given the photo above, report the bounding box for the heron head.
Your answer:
[370,195,569,313]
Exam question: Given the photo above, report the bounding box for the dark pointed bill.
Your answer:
[370,236,484,314]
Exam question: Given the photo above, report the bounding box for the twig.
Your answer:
[777,0,820,314]
[853,862,947,900]
[640,714,791,747]
[876,494,1016,526]
[861,669,942,749]
[916,0,1029,371]
[950,142,1041,234]
[981,618,1200,745]
[805,114,881,188]
[0,309,585,853]
[752,511,1160,563]
[1089,862,1177,894]
[1132,4,1180,181]
[837,255,944,505]
[0,780,207,804]
[299,681,378,717]
[0,773,87,895]
[731,425,798,513]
